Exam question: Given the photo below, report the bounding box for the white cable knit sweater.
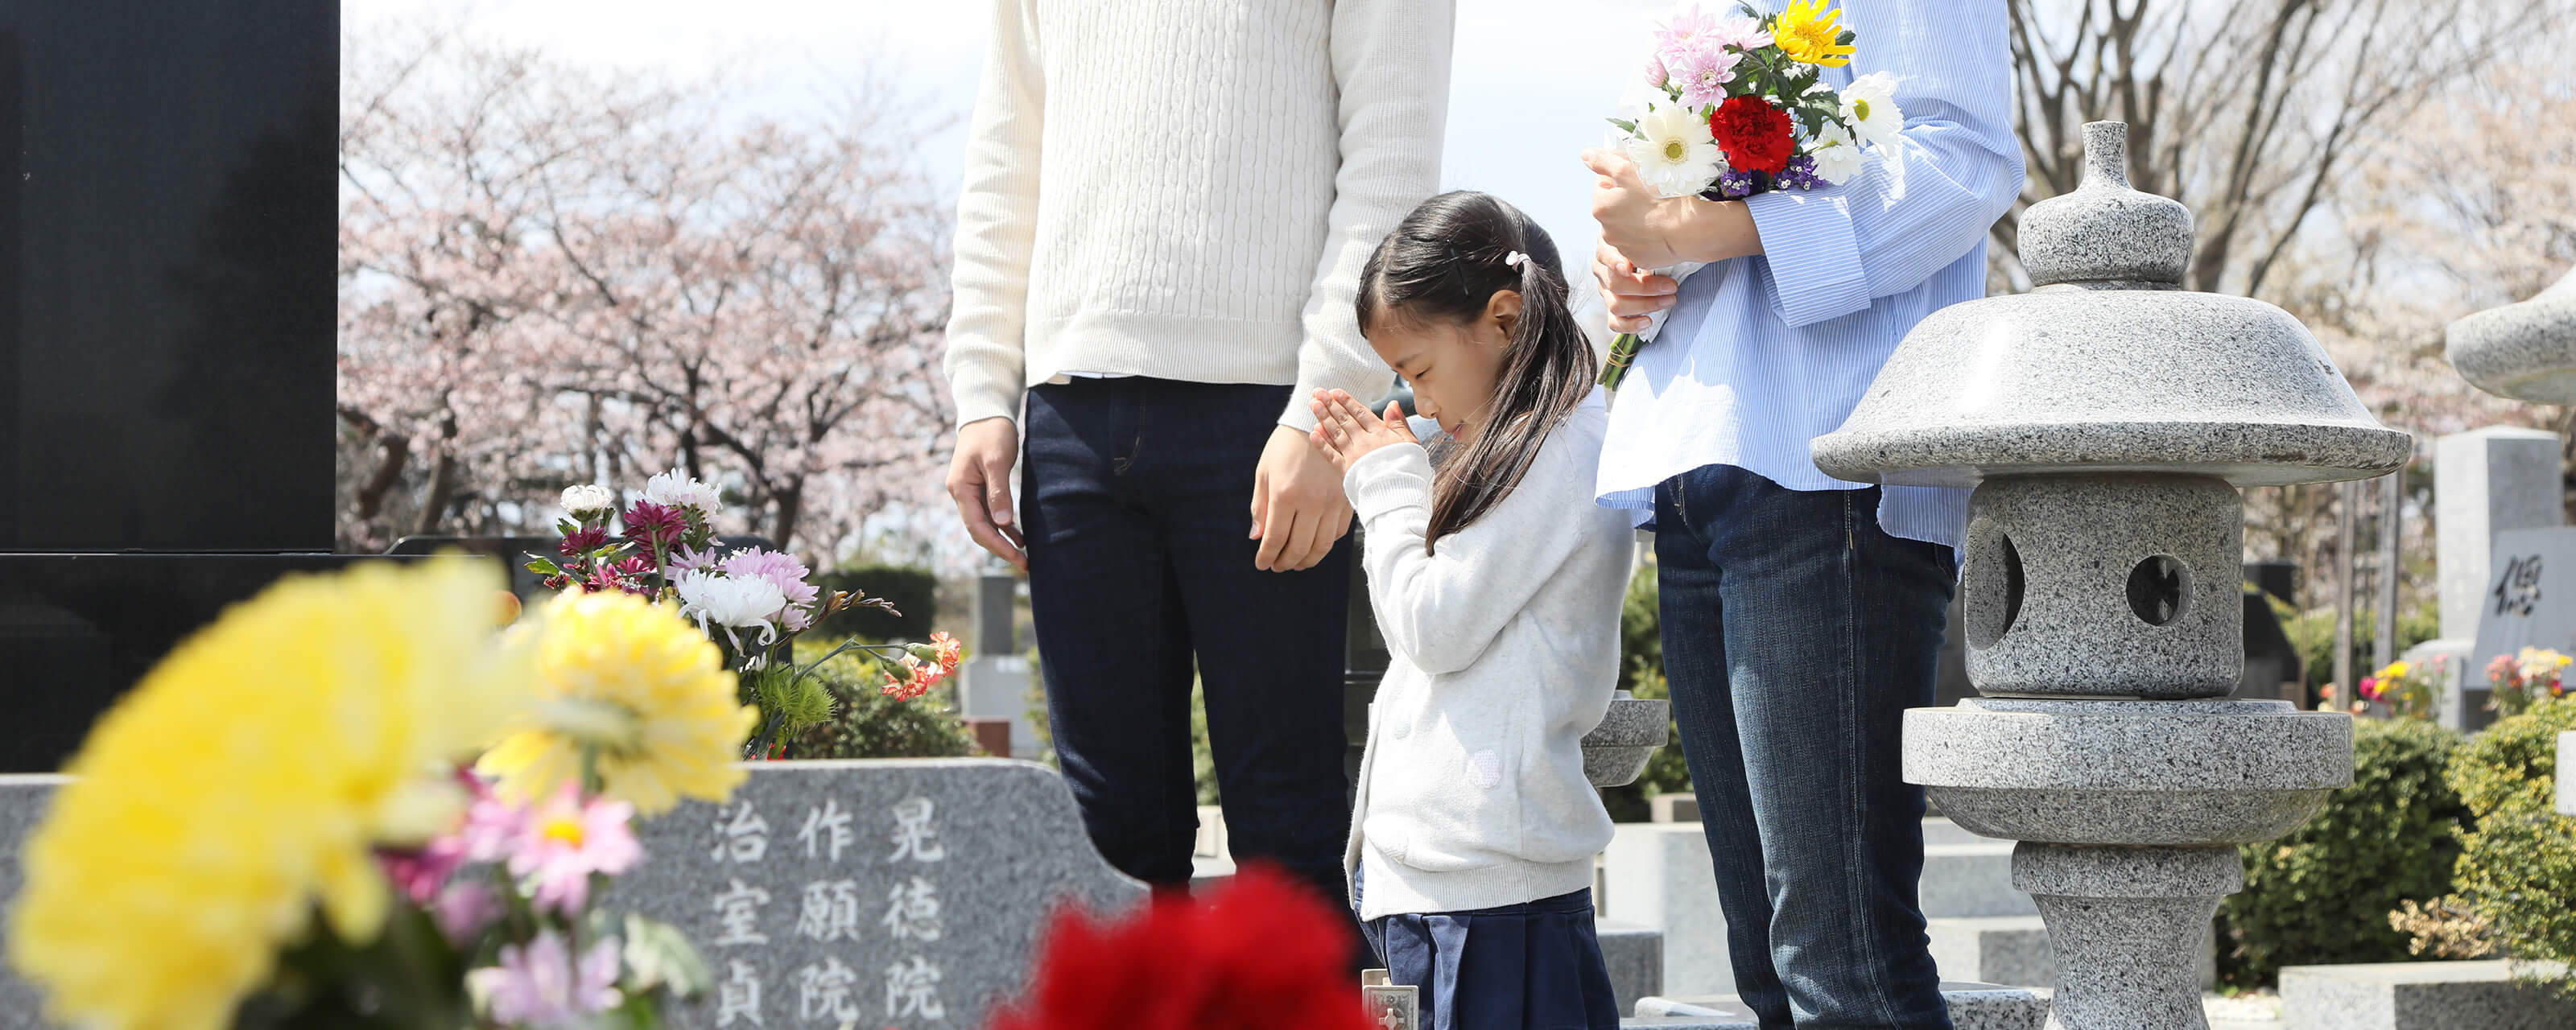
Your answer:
[1343,396,1633,920]
[942,0,1455,432]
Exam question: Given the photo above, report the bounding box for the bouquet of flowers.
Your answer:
[2355,657,2444,721]
[7,562,753,1030]
[2485,646,2570,717]
[1596,0,1901,388]
[527,471,963,759]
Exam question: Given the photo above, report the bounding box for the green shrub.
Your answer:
[809,564,938,641]
[2275,598,2440,694]
[2215,717,2469,988]
[2447,696,2576,996]
[786,648,978,760]
[1600,566,1694,822]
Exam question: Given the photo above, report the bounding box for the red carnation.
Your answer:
[1709,95,1796,175]
[991,863,1371,1030]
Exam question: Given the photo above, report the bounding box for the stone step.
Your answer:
[2279,959,2576,1029]
[1627,982,2050,1028]
[1920,841,2038,919]
[1926,916,2054,987]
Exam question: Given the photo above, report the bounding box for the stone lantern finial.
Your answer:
[2020,121,2192,290]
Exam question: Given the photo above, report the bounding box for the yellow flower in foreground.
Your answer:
[2379,661,2413,680]
[1775,0,1856,67]
[7,558,530,1030]
[479,590,757,815]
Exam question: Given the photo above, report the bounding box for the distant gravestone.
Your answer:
[0,762,1143,1030]
[2465,527,2576,730]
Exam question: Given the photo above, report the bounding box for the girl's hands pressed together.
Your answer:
[1307,389,1419,476]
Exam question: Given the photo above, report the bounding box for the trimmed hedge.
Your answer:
[2215,717,2470,988]
[2449,696,2576,997]
[809,564,937,642]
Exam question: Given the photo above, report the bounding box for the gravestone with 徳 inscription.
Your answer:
[0,762,1144,1030]
[2463,526,2576,730]
[621,760,1145,1028]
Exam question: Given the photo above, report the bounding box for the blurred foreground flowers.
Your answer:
[6,558,749,1030]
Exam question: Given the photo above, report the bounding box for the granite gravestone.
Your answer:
[2464,526,2576,724]
[0,762,1145,1030]
[1,0,354,773]
[620,760,1144,1029]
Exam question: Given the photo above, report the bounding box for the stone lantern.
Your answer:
[2446,267,2576,404]
[1811,122,2413,1029]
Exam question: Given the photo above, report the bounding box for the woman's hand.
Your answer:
[1307,389,1419,476]
[1595,242,1679,335]
[1579,147,1764,272]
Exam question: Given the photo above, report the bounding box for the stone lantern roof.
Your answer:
[1812,122,2413,489]
[2447,266,2576,404]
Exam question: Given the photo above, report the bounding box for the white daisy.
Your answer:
[1839,72,1904,150]
[1809,122,1864,185]
[1624,102,1727,199]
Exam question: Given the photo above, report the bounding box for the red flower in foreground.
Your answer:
[1709,96,1796,175]
[991,864,1369,1030]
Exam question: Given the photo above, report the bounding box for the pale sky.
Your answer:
[344,0,1673,282]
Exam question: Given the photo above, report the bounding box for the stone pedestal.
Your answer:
[1814,121,2404,1030]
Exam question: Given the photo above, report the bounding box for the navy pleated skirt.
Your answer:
[1355,866,1622,1030]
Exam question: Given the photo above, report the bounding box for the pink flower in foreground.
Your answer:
[882,655,943,701]
[378,838,469,906]
[1704,14,1773,53]
[667,544,718,573]
[931,631,964,674]
[1643,52,1670,89]
[507,785,642,916]
[473,930,623,1025]
[1656,6,1719,54]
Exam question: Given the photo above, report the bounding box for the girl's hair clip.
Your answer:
[1504,251,1529,268]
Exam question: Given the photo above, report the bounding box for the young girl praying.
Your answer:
[1308,192,1633,1030]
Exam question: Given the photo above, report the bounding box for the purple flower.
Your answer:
[472,930,623,1024]
[620,501,687,550]
[717,547,819,608]
[667,544,717,574]
[1774,154,1826,191]
[431,880,503,945]
[1713,168,1758,198]
[1667,38,1741,108]
[557,527,609,558]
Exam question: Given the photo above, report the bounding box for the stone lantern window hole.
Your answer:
[1965,522,2025,649]
[2127,554,2190,627]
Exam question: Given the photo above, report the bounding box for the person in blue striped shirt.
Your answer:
[1579,2,2024,1025]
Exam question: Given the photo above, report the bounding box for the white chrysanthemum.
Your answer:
[642,470,721,514]
[559,484,615,514]
[1810,122,1864,185]
[1840,72,1903,149]
[1624,102,1726,199]
[675,569,786,647]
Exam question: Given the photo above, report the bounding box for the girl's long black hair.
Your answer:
[1354,191,1592,554]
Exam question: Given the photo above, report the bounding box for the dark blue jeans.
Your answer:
[1653,465,1955,1029]
[1021,377,1353,909]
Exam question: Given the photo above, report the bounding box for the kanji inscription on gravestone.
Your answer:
[622,759,1144,1029]
[2469,527,2576,678]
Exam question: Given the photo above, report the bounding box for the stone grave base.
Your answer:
[1629,983,2049,1029]
[2278,960,2576,1030]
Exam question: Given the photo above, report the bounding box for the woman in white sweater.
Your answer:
[1307,192,1634,1030]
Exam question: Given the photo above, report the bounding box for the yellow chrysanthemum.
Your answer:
[6,558,530,1030]
[478,590,757,815]
[1775,0,1856,67]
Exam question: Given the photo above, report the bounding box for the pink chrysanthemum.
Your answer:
[1705,15,1773,53]
[1668,37,1742,107]
[1656,6,1720,54]
[507,785,642,916]
[718,547,819,608]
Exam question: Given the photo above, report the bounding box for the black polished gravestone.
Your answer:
[0,0,353,772]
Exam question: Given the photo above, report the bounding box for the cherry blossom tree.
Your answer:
[338,23,954,566]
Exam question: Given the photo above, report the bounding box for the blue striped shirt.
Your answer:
[1593,0,2024,550]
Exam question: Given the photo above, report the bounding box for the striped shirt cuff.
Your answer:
[1744,187,1871,328]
